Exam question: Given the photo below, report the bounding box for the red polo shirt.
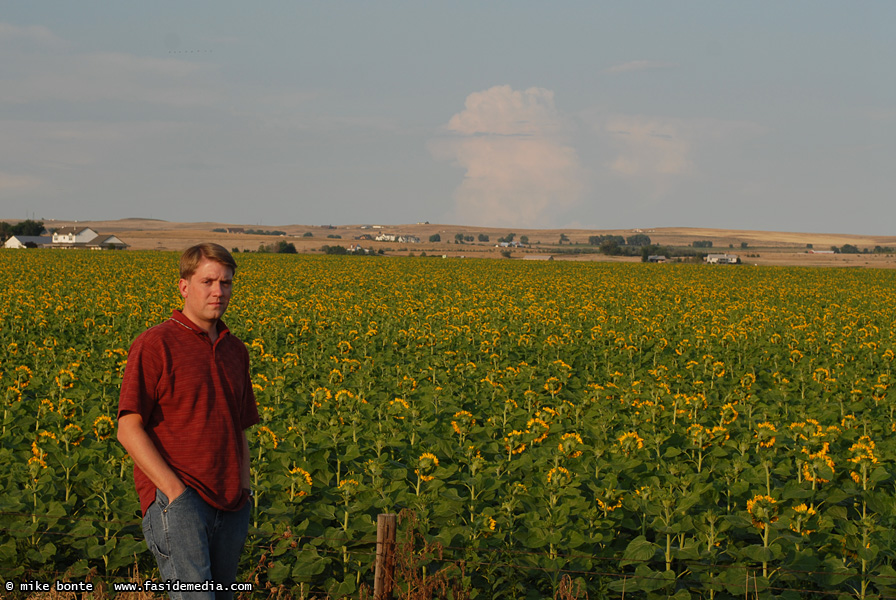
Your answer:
[118,310,259,516]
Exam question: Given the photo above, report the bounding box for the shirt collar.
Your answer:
[170,309,230,338]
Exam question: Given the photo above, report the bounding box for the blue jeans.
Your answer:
[142,487,251,600]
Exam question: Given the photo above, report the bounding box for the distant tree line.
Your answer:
[257,241,297,254]
[588,234,651,246]
[637,245,703,262]
[431,231,534,245]
[553,234,708,261]
[0,219,46,242]
[426,232,499,243]
[831,244,895,255]
[583,234,653,256]
[247,229,287,236]
[320,245,373,256]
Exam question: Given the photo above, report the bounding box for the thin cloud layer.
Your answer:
[607,60,678,74]
[3,52,213,107]
[0,22,65,49]
[0,171,40,192]
[607,115,692,176]
[432,85,585,227]
[0,21,216,108]
[606,114,767,178]
[597,112,768,203]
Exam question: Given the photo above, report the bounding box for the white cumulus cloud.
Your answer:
[431,85,585,227]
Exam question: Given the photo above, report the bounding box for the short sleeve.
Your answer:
[117,333,162,425]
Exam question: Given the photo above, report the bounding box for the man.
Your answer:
[118,243,258,599]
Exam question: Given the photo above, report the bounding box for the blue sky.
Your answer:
[1,2,894,234]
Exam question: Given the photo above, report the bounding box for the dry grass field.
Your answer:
[20,218,896,268]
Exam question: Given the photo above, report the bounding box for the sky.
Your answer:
[1,2,894,234]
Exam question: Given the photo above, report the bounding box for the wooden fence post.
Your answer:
[374,513,397,600]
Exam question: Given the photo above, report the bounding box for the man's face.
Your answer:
[179,258,233,327]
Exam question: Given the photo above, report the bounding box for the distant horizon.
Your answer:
[4,214,893,241]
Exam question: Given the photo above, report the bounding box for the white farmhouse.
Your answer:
[4,235,52,249]
[704,254,740,265]
[50,227,128,249]
[52,227,98,245]
[85,235,128,250]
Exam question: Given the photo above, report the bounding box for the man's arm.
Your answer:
[117,412,186,502]
[240,431,251,493]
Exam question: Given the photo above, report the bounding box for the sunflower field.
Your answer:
[1,249,895,599]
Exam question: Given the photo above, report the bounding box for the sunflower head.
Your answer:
[558,432,583,458]
[289,467,313,497]
[746,495,778,530]
[754,422,777,448]
[451,410,475,436]
[93,415,115,441]
[617,431,644,455]
[546,466,572,488]
[256,426,279,449]
[415,452,439,482]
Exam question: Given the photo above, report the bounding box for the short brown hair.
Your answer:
[179,243,237,279]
